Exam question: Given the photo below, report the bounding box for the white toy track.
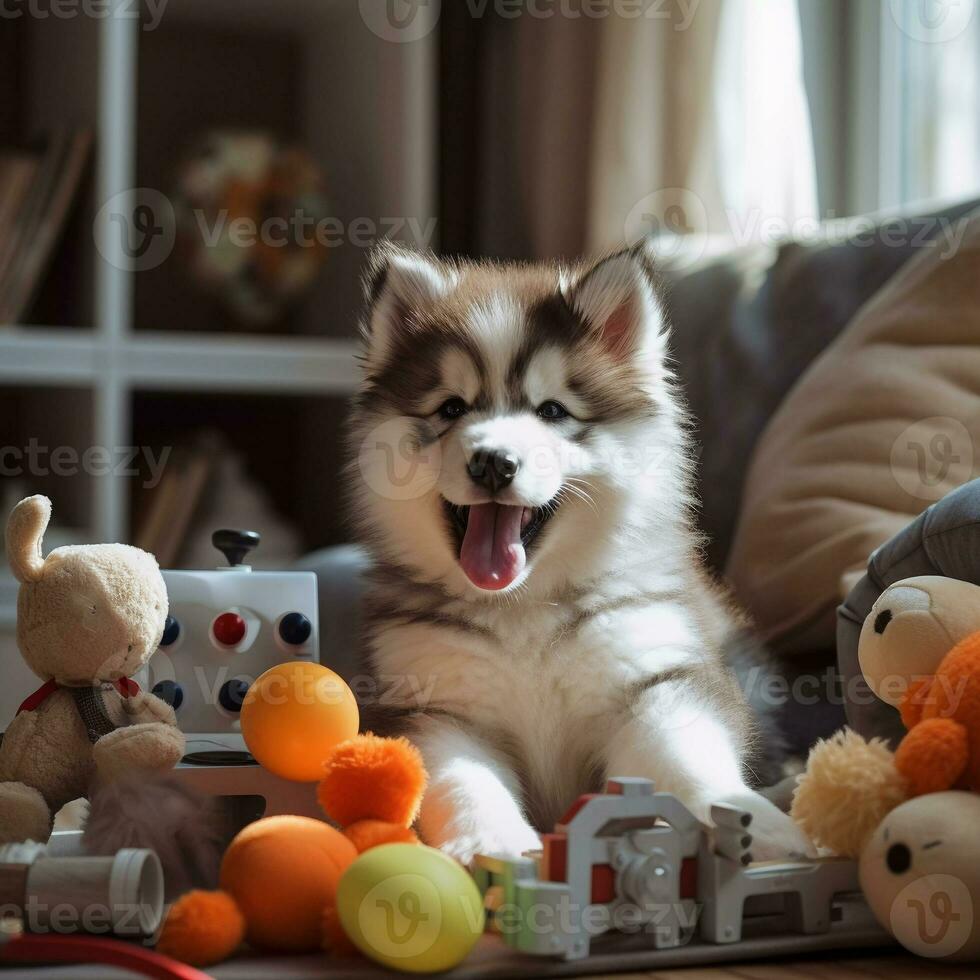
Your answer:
[137,529,320,756]
[474,777,860,961]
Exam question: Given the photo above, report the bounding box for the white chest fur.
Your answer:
[371,588,703,825]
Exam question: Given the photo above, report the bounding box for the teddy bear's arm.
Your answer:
[0,709,41,782]
[121,690,179,727]
[895,717,969,796]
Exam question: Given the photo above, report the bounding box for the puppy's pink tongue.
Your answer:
[459,503,526,591]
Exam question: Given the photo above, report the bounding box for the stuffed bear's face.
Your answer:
[859,576,980,707]
[17,543,168,685]
[859,791,980,961]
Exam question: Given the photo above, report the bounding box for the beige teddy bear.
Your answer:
[0,495,185,844]
[858,575,980,712]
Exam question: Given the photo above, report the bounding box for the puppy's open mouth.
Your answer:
[443,499,557,592]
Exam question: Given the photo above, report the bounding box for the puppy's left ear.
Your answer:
[565,243,667,363]
[360,242,456,368]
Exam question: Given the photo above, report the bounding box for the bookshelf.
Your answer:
[0,0,437,559]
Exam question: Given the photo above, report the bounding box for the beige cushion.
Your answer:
[726,208,980,655]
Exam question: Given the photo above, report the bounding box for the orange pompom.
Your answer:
[318,734,427,828]
[899,677,932,729]
[344,818,420,853]
[156,890,245,967]
[895,717,969,796]
[220,815,357,952]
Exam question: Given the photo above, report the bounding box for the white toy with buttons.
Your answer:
[138,529,320,758]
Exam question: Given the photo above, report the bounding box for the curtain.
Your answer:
[439,0,818,262]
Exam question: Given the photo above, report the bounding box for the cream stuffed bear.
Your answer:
[0,495,185,844]
[858,575,980,712]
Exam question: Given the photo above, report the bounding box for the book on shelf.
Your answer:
[0,129,92,326]
[134,443,215,569]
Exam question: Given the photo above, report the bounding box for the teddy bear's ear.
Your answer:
[5,495,52,583]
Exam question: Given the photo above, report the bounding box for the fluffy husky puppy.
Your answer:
[348,241,812,863]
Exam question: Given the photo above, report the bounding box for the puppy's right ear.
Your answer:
[360,242,455,368]
[6,494,51,583]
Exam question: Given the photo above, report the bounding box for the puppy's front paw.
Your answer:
[431,820,541,866]
[716,788,816,862]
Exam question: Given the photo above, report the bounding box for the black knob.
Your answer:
[279,612,312,646]
[212,529,261,567]
[152,680,184,711]
[160,615,180,647]
[218,679,250,713]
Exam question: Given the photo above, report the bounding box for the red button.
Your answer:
[213,612,246,646]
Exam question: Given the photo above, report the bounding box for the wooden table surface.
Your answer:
[592,952,974,978]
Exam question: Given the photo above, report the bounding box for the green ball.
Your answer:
[336,843,485,973]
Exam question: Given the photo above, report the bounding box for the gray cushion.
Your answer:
[666,197,980,571]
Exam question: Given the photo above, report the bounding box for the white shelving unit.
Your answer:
[1,0,436,545]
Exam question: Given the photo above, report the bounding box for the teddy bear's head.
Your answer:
[859,576,980,707]
[860,791,980,961]
[6,495,168,685]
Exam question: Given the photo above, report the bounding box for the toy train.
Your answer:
[473,777,860,960]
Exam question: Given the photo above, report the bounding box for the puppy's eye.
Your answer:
[437,397,468,421]
[537,400,569,422]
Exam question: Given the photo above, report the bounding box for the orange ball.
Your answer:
[240,662,359,782]
[220,815,358,952]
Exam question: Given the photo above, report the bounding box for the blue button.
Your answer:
[152,680,183,711]
[160,616,180,647]
[218,679,249,713]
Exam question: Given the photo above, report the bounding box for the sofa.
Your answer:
[302,196,980,756]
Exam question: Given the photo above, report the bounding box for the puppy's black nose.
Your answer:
[467,450,520,494]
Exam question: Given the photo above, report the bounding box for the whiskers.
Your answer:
[558,478,600,516]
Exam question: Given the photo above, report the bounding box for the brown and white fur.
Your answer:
[347,241,812,863]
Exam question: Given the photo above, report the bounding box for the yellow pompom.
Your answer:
[791,728,908,857]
